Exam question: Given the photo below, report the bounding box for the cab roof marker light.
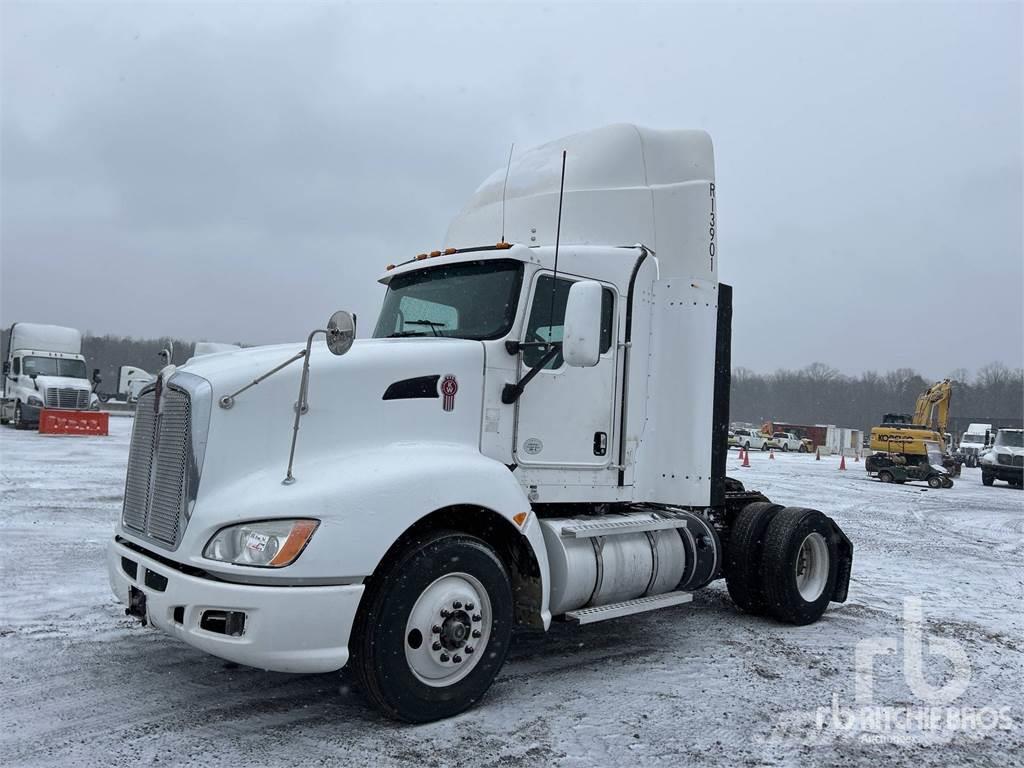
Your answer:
[443,247,457,255]
[429,250,442,258]
[416,253,429,261]
[494,241,512,250]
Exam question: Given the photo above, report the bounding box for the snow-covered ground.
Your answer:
[1,423,1021,766]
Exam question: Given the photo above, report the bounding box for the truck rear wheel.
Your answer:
[761,507,838,625]
[878,470,894,483]
[725,502,783,615]
[352,531,513,723]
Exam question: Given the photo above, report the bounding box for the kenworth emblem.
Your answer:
[440,375,458,412]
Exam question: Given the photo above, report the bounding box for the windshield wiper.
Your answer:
[403,319,446,337]
[386,331,431,338]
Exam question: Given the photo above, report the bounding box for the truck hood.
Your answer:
[33,375,91,392]
[175,337,487,505]
[988,445,1024,458]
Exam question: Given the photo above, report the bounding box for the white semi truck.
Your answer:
[106,125,853,722]
[2,323,94,428]
[959,422,992,468]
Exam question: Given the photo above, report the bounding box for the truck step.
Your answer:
[564,591,694,625]
[559,517,689,539]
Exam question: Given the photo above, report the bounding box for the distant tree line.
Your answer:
[730,362,1024,433]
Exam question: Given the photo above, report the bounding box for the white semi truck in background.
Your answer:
[959,422,993,468]
[2,323,95,429]
[107,125,853,722]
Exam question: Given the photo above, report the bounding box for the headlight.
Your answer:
[27,396,43,407]
[203,519,319,567]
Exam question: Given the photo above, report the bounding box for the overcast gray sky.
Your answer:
[2,1,1021,378]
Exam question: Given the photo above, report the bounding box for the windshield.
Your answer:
[22,356,87,379]
[374,259,524,340]
[962,434,985,443]
[995,431,1023,448]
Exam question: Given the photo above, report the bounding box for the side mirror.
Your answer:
[92,368,102,385]
[562,281,603,367]
[326,311,357,356]
[1,361,8,377]
[29,372,38,380]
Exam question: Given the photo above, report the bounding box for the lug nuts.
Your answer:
[464,645,474,654]
[440,608,450,618]
[472,614,481,622]
[432,642,442,651]
[465,602,474,611]
[452,601,462,609]
[453,655,462,664]
[472,629,481,638]
[439,653,450,662]
[431,625,441,634]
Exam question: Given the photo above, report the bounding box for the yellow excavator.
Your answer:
[867,379,959,486]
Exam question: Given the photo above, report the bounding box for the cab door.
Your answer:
[513,273,618,468]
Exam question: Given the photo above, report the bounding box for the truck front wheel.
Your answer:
[982,471,994,487]
[12,402,28,430]
[761,507,839,625]
[352,531,514,723]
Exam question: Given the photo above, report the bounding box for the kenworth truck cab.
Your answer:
[107,125,853,722]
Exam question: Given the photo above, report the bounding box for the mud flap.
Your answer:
[828,519,853,602]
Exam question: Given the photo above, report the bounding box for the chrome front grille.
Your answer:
[122,387,193,547]
[44,387,90,409]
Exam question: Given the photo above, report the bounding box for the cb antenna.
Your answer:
[547,149,567,335]
[500,142,514,243]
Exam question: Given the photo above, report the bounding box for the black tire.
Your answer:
[799,444,807,453]
[878,470,894,484]
[941,477,954,488]
[725,501,783,615]
[982,472,994,487]
[744,442,751,451]
[782,444,789,452]
[13,402,28,430]
[352,531,513,723]
[761,443,769,451]
[928,475,942,489]
[761,507,839,625]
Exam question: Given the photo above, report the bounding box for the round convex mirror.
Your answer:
[326,311,356,356]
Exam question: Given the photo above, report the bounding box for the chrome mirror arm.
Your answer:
[282,328,329,486]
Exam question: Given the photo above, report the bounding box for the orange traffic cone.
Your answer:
[741,448,751,468]
[815,447,821,461]
[769,449,775,460]
[839,453,847,471]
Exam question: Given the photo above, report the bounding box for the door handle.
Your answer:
[593,431,607,456]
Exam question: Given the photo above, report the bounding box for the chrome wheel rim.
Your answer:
[404,572,491,687]
[795,533,829,601]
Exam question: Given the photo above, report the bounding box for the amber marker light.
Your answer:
[269,520,320,567]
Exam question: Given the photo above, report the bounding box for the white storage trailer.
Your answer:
[106,125,853,722]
